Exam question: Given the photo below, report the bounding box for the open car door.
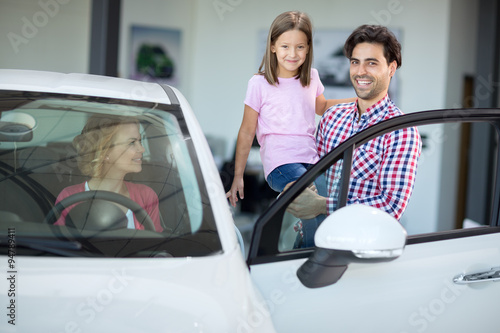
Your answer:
[247,109,500,333]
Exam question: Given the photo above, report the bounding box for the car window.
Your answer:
[403,122,497,234]
[0,91,222,257]
[278,168,342,252]
[275,119,500,252]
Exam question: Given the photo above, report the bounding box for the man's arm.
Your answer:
[315,94,357,116]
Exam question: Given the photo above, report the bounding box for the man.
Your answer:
[287,25,421,245]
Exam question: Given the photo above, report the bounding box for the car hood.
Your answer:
[2,248,276,332]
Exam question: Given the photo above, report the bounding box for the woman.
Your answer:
[54,114,163,232]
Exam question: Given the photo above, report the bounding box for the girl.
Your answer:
[227,11,354,208]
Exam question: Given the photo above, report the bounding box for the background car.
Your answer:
[0,69,499,332]
[315,47,351,86]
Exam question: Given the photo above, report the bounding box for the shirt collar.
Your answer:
[354,94,391,122]
[365,94,390,114]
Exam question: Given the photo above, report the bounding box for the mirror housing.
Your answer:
[297,204,407,288]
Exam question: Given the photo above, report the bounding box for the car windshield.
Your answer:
[0,90,222,257]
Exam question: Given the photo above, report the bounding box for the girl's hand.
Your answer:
[226,177,244,207]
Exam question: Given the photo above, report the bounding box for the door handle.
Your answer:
[453,267,500,284]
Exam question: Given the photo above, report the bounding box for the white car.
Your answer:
[0,69,499,333]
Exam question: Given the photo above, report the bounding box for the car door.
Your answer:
[247,109,500,333]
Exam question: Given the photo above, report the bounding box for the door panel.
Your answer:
[250,231,500,332]
[248,110,500,332]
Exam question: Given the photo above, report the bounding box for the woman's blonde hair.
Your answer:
[258,11,314,87]
[73,114,139,178]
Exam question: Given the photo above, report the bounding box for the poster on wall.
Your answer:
[129,26,181,87]
[257,28,400,103]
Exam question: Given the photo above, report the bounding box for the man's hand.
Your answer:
[283,182,327,219]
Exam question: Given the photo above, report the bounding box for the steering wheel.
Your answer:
[44,190,156,231]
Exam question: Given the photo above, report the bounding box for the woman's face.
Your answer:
[104,123,145,177]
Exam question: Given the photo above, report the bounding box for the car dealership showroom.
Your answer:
[1,0,500,332]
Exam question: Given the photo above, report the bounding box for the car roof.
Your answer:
[0,69,173,105]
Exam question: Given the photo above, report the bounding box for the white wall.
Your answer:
[0,0,91,73]
[119,0,196,97]
[438,0,479,231]
[401,0,479,234]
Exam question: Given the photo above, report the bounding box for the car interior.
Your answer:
[0,91,222,257]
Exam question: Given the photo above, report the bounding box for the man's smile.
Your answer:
[355,77,373,87]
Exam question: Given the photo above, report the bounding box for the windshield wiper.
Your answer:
[0,237,82,257]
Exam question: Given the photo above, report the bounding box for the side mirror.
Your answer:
[297,204,407,288]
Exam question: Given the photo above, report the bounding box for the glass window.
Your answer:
[277,120,499,251]
[0,91,222,257]
[403,122,498,234]
[279,166,342,252]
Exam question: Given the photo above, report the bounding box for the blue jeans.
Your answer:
[267,163,312,193]
[267,163,327,248]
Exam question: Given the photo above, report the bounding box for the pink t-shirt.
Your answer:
[244,68,325,178]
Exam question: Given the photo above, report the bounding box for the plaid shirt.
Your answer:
[316,95,421,220]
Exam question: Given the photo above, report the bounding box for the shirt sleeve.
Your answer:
[316,111,328,158]
[133,184,162,232]
[311,68,325,97]
[53,189,70,225]
[243,75,262,113]
[53,185,82,226]
[347,126,422,219]
[144,187,162,232]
